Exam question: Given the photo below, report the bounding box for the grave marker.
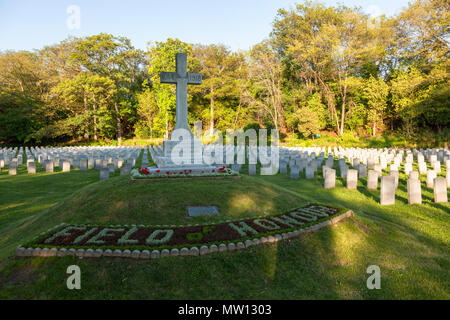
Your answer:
[407,178,422,204]
[346,169,358,189]
[367,170,379,190]
[389,170,399,189]
[100,168,110,180]
[62,161,71,172]
[380,176,396,205]
[27,162,36,174]
[324,169,336,189]
[426,170,437,188]
[433,177,448,203]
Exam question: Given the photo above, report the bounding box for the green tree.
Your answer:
[390,67,427,134]
[46,73,116,141]
[247,41,285,131]
[192,44,246,134]
[363,76,389,136]
[287,107,320,138]
[393,0,449,71]
[146,38,192,139]
[69,33,147,144]
[272,1,391,135]
[136,85,159,138]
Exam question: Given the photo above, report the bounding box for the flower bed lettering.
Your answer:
[22,204,345,252]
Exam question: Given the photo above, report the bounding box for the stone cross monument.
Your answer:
[160,52,202,138]
[155,52,206,167]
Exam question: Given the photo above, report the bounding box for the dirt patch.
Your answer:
[353,217,373,234]
[0,261,38,290]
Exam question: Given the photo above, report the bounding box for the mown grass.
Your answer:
[281,131,450,149]
[0,152,448,299]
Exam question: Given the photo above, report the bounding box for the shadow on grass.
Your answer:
[0,148,449,299]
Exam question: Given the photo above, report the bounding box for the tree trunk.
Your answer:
[340,91,346,136]
[114,101,122,146]
[333,105,340,135]
[93,114,98,141]
[83,92,89,140]
[165,117,169,140]
[92,96,98,141]
[149,120,153,139]
[317,76,339,134]
[373,122,376,137]
[234,102,241,129]
[209,87,214,136]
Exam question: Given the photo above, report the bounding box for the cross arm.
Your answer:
[187,73,202,85]
[160,72,178,84]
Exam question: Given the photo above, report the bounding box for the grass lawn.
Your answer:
[0,151,448,299]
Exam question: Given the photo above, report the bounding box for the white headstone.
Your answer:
[433,177,448,203]
[389,170,399,189]
[62,161,71,172]
[324,169,336,189]
[426,170,437,188]
[367,170,379,190]
[407,178,422,204]
[346,169,358,189]
[100,168,110,180]
[27,161,36,174]
[380,176,396,205]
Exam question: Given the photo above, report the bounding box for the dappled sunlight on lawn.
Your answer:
[315,202,448,298]
[0,145,449,298]
[227,191,275,217]
[110,200,127,212]
[328,222,368,268]
[0,201,31,212]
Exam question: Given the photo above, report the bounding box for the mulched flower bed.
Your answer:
[18,204,351,259]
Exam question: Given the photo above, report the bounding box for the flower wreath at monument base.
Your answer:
[130,166,240,180]
[16,204,353,259]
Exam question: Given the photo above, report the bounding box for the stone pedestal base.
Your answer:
[154,139,205,168]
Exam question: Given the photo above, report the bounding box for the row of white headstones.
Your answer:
[1,145,449,204]
[276,146,449,205]
[151,144,450,204]
[0,146,142,179]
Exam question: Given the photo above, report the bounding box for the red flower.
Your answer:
[202,170,205,173]
[156,170,160,173]
[180,171,183,174]
[189,169,192,173]
[212,169,215,172]
[166,171,170,175]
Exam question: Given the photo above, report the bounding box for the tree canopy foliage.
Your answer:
[0,0,448,145]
